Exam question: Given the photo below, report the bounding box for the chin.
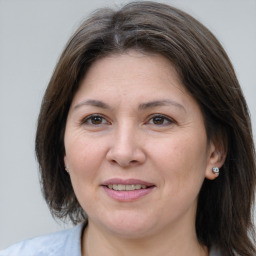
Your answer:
[93,211,158,239]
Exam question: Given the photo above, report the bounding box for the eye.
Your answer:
[82,114,110,126]
[147,114,174,126]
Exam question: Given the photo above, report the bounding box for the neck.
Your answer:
[81,220,208,256]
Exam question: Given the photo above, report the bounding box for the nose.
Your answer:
[106,125,146,168]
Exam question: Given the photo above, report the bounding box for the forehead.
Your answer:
[72,51,187,102]
[87,51,181,81]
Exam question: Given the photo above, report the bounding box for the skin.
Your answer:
[64,51,224,256]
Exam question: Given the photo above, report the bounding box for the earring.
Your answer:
[212,167,219,177]
[65,166,70,173]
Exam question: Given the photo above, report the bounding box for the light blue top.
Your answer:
[0,224,84,256]
[0,223,221,256]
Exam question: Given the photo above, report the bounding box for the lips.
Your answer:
[102,178,154,186]
[101,178,155,201]
[107,184,147,191]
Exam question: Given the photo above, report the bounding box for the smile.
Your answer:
[107,184,147,191]
[101,179,155,201]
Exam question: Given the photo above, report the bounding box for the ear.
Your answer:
[205,138,227,180]
[63,155,71,173]
[64,155,68,168]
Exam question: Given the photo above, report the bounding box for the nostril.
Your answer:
[109,159,138,166]
[106,146,146,167]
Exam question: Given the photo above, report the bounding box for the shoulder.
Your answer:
[0,223,85,256]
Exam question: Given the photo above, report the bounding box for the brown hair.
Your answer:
[35,1,256,255]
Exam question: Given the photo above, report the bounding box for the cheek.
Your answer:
[65,130,100,168]
[149,132,208,190]
[64,137,104,197]
[65,137,103,206]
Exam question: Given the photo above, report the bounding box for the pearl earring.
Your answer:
[65,166,70,173]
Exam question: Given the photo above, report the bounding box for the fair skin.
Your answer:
[64,51,224,256]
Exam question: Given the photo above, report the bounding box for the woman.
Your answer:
[1,1,255,255]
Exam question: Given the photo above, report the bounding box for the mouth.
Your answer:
[106,184,149,191]
[101,179,155,201]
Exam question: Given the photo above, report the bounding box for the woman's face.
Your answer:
[64,51,218,238]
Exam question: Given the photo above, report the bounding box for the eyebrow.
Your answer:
[74,99,111,110]
[73,99,186,112]
[138,99,186,112]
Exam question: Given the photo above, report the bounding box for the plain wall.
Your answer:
[0,0,255,249]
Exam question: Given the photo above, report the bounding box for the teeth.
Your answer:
[107,184,147,191]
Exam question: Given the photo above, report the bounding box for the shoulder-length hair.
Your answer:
[35,1,256,255]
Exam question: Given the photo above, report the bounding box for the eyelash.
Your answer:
[81,114,175,127]
[81,114,110,126]
[146,114,175,126]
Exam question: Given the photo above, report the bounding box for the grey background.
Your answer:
[0,0,255,249]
